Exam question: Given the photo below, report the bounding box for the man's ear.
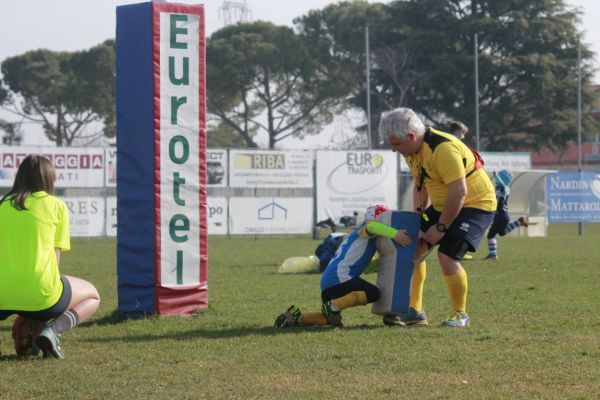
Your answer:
[407,132,417,142]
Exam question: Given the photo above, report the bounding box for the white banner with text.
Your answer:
[229,197,313,234]
[316,150,398,222]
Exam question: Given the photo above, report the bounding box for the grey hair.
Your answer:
[378,108,426,139]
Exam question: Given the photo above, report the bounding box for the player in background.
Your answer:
[448,121,469,141]
[484,169,529,260]
[0,155,100,359]
[275,205,412,328]
[448,120,474,260]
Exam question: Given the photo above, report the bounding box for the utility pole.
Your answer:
[474,33,480,152]
[577,38,583,236]
[365,26,372,150]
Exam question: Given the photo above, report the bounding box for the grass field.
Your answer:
[1,223,599,399]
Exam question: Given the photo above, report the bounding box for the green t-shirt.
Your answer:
[0,191,71,311]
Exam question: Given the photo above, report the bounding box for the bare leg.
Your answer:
[64,275,100,323]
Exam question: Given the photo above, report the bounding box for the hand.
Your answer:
[394,229,412,247]
[423,225,444,246]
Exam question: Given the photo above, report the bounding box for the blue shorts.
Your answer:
[0,276,72,322]
[422,207,494,256]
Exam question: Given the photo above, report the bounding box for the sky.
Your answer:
[0,0,598,147]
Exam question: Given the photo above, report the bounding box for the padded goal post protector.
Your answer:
[371,211,420,316]
[116,2,208,316]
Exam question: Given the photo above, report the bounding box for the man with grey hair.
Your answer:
[378,107,496,327]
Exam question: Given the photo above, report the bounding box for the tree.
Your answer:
[207,21,344,148]
[295,1,392,148]
[1,40,115,146]
[381,0,600,151]
[0,78,7,105]
[0,120,22,145]
[296,0,600,151]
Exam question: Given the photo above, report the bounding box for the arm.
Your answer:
[366,221,411,247]
[439,177,466,227]
[55,248,61,265]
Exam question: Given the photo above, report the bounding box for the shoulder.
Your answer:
[34,193,69,213]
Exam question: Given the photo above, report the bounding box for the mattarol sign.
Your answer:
[546,172,600,222]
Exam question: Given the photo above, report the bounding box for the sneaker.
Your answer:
[382,315,406,327]
[518,216,529,227]
[484,254,498,260]
[321,301,343,327]
[441,311,470,327]
[274,305,302,328]
[462,254,474,260]
[383,307,428,327]
[401,307,428,326]
[35,324,64,359]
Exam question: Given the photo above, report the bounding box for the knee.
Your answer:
[365,286,380,303]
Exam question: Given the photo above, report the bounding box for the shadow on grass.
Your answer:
[82,323,384,343]
[0,353,46,363]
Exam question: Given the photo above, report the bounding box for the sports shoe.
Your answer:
[274,305,302,328]
[382,314,406,326]
[35,324,65,359]
[321,301,343,327]
[462,253,474,260]
[441,311,470,327]
[484,254,498,260]
[401,307,428,326]
[518,216,529,227]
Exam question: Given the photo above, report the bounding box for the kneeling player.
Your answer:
[275,205,411,328]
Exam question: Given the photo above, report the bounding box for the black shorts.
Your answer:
[0,276,72,322]
[321,277,380,304]
[488,210,511,237]
[421,207,494,259]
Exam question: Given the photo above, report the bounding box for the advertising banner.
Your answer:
[207,196,228,234]
[207,149,227,186]
[63,196,105,237]
[480,152,531,171]
[229,149,312,188]
[106,196,117,237]
[105,148,117,187]
[316,150,398,222]
[546,172,600,222]
[229,197,313,234]
[0,146,105,188]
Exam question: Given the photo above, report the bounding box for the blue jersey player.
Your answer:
[484,170,529,260]
[275,205,412,328]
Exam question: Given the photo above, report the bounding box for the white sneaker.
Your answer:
[441,311,470,327]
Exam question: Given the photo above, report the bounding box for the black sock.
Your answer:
[52,309,80,334]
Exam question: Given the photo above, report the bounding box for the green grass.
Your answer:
[1,224,599,399]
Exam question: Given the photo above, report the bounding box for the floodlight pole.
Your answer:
[474,33,480,152]
[366,26,372,150]
[577,38,583,236]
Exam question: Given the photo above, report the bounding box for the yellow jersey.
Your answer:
[406,128,496,212]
